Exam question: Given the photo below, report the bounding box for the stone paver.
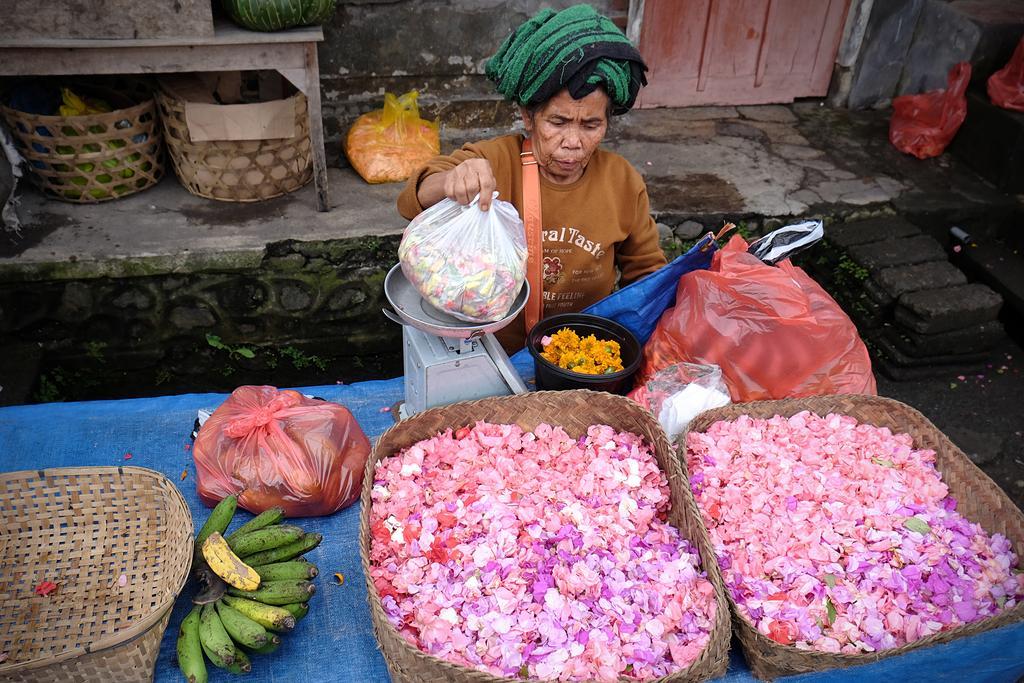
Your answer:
[872,261,968,299]
[827,216,921,248]
[895,283,1004,334]
[876,336,991,367]
[675,220,705,239]
[848,235,947,270]
[884,319,1006,357]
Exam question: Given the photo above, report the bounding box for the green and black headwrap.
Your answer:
[485,4,648,115]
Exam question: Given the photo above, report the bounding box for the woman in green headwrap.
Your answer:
[397,4,667,352]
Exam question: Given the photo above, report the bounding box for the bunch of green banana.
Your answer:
[177,496,323,681]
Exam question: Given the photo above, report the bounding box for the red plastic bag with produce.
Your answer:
[638,236,876,402]
[988,36,1024,112]
[889,62,970,159]
[194,385,370,517]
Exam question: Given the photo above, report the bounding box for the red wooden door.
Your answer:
[636,0,851,108]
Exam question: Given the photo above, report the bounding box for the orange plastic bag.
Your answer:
[889,62,970,159]
[638,236,876,402]
[988,37,1024,112]
[345,90,439,184]
[194,385,371,517]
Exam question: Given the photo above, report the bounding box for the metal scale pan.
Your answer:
[382,264,529,338]
[382,264,529,418]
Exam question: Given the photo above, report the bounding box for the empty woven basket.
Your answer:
[0,466,193,682]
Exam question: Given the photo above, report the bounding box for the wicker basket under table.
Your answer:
[0,466,193,682]
[156,87,312,202]
[0,84,164,204]
[359,389,732,683]
[683,394,1024,681]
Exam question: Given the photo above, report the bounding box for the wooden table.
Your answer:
[0,21,331,211]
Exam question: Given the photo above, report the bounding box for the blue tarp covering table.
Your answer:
[2,379,1022,683]
[1,242,1022,681]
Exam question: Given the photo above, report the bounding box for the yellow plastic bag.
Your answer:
[345,90,439,184]
[58,88,111,117]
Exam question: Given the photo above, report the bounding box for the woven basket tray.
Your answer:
[0,467,193,682]
[683,394,1024,681]
[155,87,312,202]
[0,84,164,204]
[359,390,732,683]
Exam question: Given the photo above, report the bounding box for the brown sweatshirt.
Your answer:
[397,134,667,352]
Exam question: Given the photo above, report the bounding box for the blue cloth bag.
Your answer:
[510,234,717,371]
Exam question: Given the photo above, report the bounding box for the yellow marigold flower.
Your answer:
[540,327,624,375]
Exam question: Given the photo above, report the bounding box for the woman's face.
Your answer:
[521,88,609,185]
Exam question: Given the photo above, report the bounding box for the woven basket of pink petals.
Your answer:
[684,394,1024,681]
[359,389,732,683]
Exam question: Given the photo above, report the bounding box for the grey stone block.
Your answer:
[894,283,1003,333]
[875,334,992,367]
[863,278,895,308]
[848,235,947,270]
[949,0,1024,85]
[675,220,705,240]
[885,319,1005,356]
[873,347,989,380]
[826,216,921,249]
[848,0,924,109]
[872,261,968,300]
[897,0,981,96]
[844,291,888,330]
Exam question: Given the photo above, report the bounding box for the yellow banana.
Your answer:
[201,531,261,591]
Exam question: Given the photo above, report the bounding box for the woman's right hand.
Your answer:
[445,158,497,210]
[418,158,498,211]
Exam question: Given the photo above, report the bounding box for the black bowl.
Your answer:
[527,313,642,395]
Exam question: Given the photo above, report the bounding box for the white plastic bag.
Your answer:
[628,363,731,440]
[398,192,528,323]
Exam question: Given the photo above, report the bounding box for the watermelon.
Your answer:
[222,0,335,32]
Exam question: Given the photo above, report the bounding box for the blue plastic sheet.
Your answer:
[509,234,717,368]
[1,385,1022,683]
[1,237,1021,682]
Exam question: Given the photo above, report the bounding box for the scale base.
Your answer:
[401,325,527,418]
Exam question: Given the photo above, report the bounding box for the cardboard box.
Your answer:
[158,72,299,143]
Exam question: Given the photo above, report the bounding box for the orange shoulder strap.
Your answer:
[521,137,543,333]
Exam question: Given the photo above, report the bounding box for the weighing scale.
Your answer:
[382,264,529,420]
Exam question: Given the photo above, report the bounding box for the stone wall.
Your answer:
[839,0,1024,109]
[0,236,404,402]
[318,0,622,141]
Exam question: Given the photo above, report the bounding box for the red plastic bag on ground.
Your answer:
[889,62,971,159]
[988,37,1024,112]
[638,236,876,402]
[194,385,371,517]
